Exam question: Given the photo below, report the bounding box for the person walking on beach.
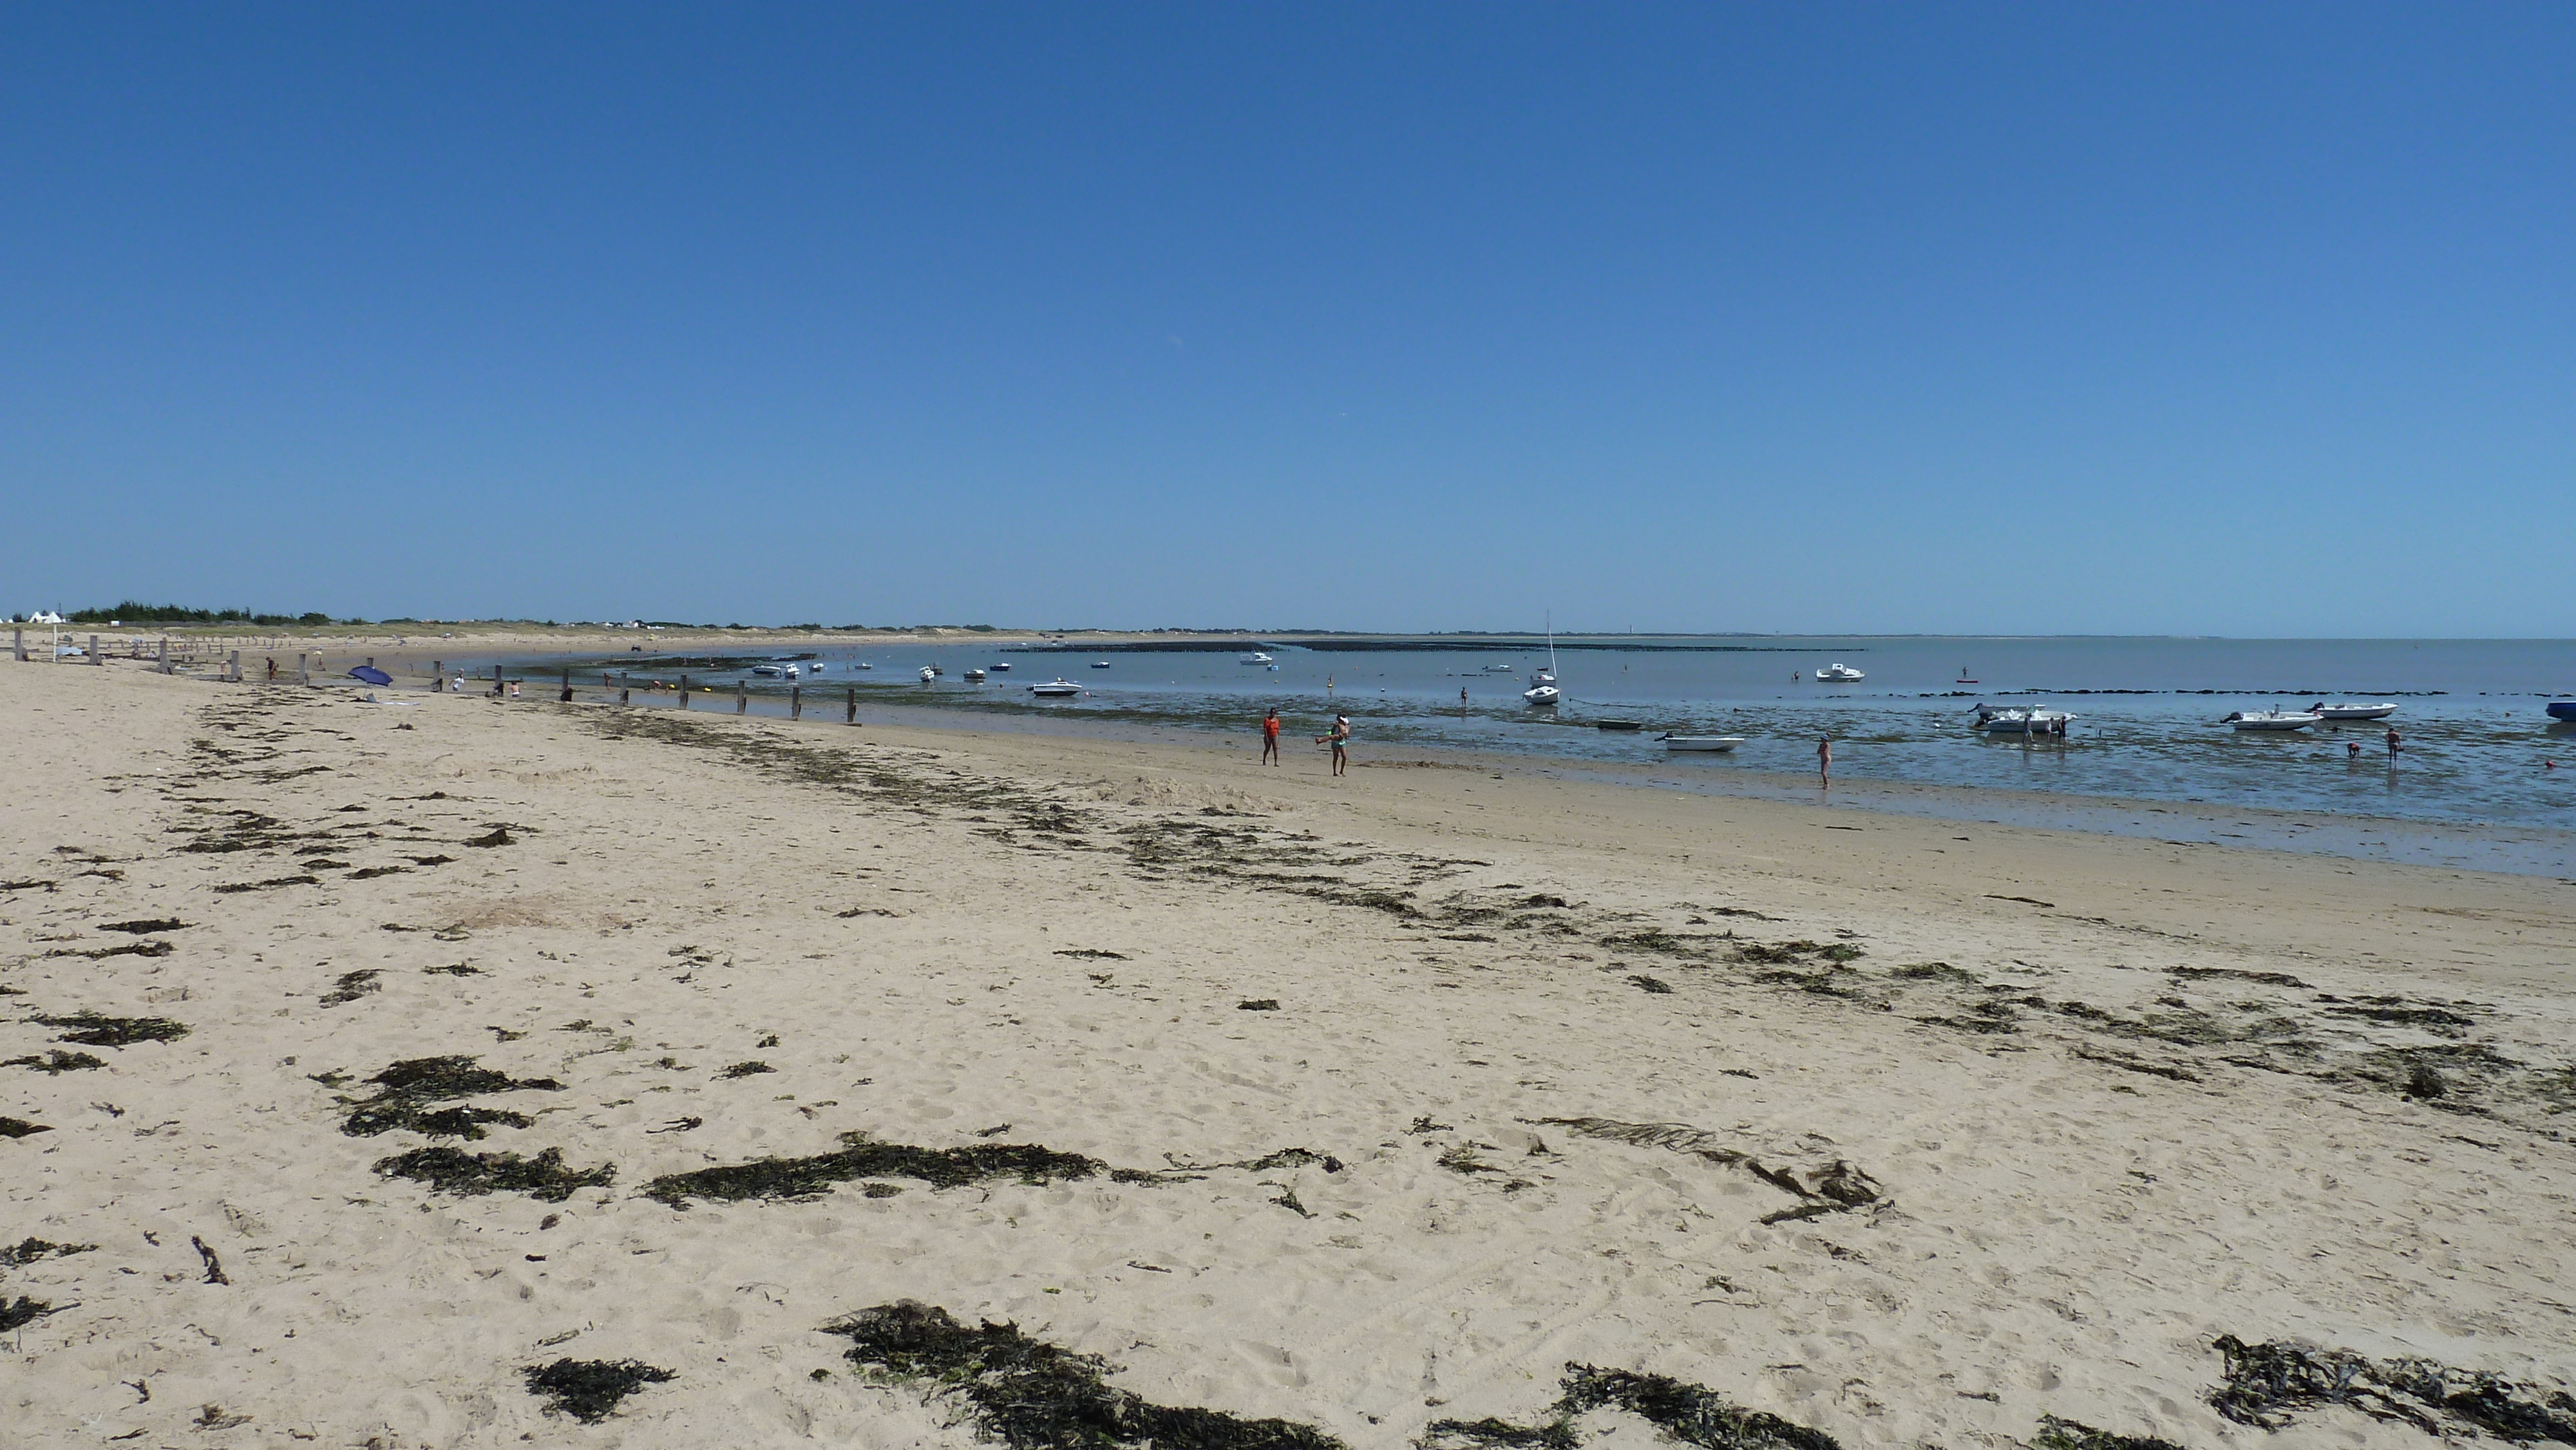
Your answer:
[265,657,276,683]
[1316,713,1350,777]
[1260,707,1282,766]
[1817,734,1833,787]
[2385,725,2402,763]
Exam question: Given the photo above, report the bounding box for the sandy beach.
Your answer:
[7,661,2573,1449]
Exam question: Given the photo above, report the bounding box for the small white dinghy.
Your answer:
[1816,662,1865,682]
[989,661,1011,672]
[1028,678,1081,697]
[750,663,789,678]
[2311,701,2398,720]
[1240,652,1274,664]
[963,668,987,683]
[919,666,938,683]
[1660,734,1745,752]
[2224,710,2323,731]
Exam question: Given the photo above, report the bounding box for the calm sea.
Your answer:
[477,636,2576,875]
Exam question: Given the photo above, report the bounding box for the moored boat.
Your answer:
[1659,735,1745,752]
[1240,652,1274,664]
[1028,678,1082,697]
[2548,701,2576,722]
[1817,662,1865,683]
[1975,705,2076,735]
[2309,701,2398,720]
[2224,710,2323,731]
[963,668,987,683]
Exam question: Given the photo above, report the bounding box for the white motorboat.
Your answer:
[1481,662,1519,673]
[963,668,987,683]
[857,662,873,670]
[750,663,788,678]
[1816,662,1865,683]
[1091,660,1112,670]
[1240,652,1274,665]
[919,666,938,683]
[808,663,826,674]
[2224,710,2322,731]
[1660,735,1745,752]
[1028,679,1082,697]
[1524,617,1562,706]
[2310,701,2398,720]
[1975,706,2076,735]
[989,661,1010,672]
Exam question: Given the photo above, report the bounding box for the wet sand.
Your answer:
[6,661,2573,1448]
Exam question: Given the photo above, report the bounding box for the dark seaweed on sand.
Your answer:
[336,1055,565,1140]
[522,1358,676,1423]
[2210,1335,2576,1443]
[1426,1364,1842,1450]
[1,1296,72,1332]
[97,918,188,934]
[4,1049,106,1073]
[374,1145,613,1201]
[827,1300,1344,1450]
[2,1238,96,1266]
[2029,1416,2188,1450]
[0,1116,52,1138]
[1536,1117,1886,1224]
[718,1060,776,1078]
[320,968,383,1006]
[35,1012,188,1048]
[643,1131,1160,1207]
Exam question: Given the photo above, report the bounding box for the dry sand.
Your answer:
[5,662,2572,1449]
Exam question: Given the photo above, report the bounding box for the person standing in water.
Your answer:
[2385,725,2402,762]
[1817,735,1833,786]
[1260,707,1282,766]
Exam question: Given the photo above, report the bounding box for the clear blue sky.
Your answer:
[5,4,2568,635]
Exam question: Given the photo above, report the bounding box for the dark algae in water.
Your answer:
[2210,1335,2576,1442]
[522,1358,676,1423]
[826,1300,1344,1450]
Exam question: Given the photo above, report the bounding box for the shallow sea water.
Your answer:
[471,636,2576,876]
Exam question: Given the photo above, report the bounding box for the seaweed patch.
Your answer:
[373,1145,614,1201]
[523,1357,677,1423]
[97,918,188,934]
[2,1238,96,1266]
[1,1116,55,1138]
[320,969,383,1006]
[0,1297,73,1332]
[2029,1416,2188,1450]
[2210,1335,2576,1442]
[3,1050,106,1074]
[643,1131,1161,1207]
[36,1013,189,1048]
[826,1300,1343,1450]
[1425,1363,1843,1450]
[335,1055,565,1140]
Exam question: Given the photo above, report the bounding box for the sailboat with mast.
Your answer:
[1524,617,1562,706]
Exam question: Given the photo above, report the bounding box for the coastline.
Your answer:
[8,661,2574,1446]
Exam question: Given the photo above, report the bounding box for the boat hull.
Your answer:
[2549,702,2576,722]
[2315,704,2397,720]
[1663,737,1743,752]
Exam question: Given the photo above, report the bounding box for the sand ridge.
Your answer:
[4,663,2571,1448]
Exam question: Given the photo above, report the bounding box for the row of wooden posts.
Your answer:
[425,661,860,724]
[11,632,862,725]
[12,629,188,674]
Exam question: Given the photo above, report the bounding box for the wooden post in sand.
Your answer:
[227,650,241,683]
[559,668,572,702]
[846,686,857,725]
[12,628,22,662]
[158,638,171,674]
[736,680,748,714]
[619,674,630,706]
[91,634,102,666]
[432,660,442,691]
[791,685,802,720]
[297,652,310,686]
[679,674,690,708]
